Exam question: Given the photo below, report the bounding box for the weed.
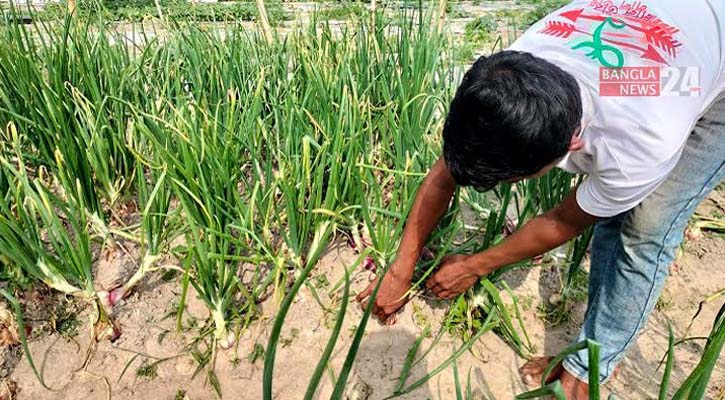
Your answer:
[457,14,499,61]
[656,292,674,312]
[280,328,300,348]
[312,274,329,289]
[136,360,159,380]
[161,269,179,282]
[248,342,265,364]
[519,295,535,312]
[52,299,83,338]
[412,302,432,335]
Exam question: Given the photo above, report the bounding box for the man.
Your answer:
[356,0,724,398]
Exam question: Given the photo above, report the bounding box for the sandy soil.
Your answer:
[2,191,724,400]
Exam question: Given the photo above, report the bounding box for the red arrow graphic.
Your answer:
[539,19,670,65]
[642,25,681,57]
[558,8,681,57]
[602,38,668,64]
[539,21,587,38]
[560,8,605,23]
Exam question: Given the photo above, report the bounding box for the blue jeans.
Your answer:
[562,97,725,383]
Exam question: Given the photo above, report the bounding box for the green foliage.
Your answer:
[1,4,722,399]
[457,15,499,61]
[0,153,95,298]
[52,298,83,338]
[35,0,288,22]
[247,342,265,364]
[465,15,498,43]
[136,360,159,379]
[517,0,570,28]
[315,2,365,20]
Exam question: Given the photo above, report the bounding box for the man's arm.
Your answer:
[389,157,457,279]
[427,189,598,299]
[356,156,456,323]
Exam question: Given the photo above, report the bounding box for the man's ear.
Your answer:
[569,135,584,152]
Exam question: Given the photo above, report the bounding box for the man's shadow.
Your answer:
[344,327,433,400]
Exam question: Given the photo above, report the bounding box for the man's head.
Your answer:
[443,51,583,191]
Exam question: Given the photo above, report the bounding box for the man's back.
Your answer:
[509,0,724,217]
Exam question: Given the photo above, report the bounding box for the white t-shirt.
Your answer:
[509,0,725,217]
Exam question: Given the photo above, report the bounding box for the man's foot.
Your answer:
[519,357,563,386]
[560,369,589,400]
[521,356,621,398]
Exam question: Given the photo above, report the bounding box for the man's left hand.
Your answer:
[425,254,482,299]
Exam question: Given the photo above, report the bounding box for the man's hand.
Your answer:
[428,190,598,301]
[355,156,457,325]
[426,254,482,299]
[356,262,411,324]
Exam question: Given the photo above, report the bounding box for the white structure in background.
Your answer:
[1,0,62,8]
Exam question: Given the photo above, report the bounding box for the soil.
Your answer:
[2,192,724,400]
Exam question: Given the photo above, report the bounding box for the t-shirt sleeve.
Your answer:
[576,173,665,218]
[574,136,682,218]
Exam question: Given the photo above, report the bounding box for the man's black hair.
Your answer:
[442,50,582,191]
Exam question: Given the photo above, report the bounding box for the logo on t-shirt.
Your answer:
[538,1,681,68]
[538,1,700,96]
[598,66,701,96]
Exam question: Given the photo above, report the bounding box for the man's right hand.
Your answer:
[354,157,456,325]
[355,262,412,324]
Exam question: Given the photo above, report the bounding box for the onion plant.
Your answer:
[0,9,140,240]
[0,140,94,299]
[0,133,119,340]
[99,165,175,308]
[134,108,247,348]
[4,4,721,399]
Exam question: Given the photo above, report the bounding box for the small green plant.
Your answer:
[280,328,300,348]
[656,292,674,312]
[136,360,159,380]
[517,0,570,28]
[312,274,329,289]
[465,15,498,43]
[412,303,431,333]
[538,267,589,326]
[248,342,265,365]
[52,299,83,338]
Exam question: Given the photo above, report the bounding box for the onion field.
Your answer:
[0,2,723,399]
